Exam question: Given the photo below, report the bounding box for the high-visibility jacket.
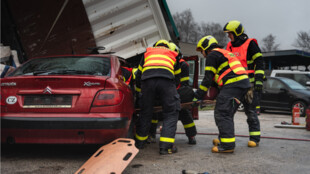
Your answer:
[226,38,264,84]
[213,48,247,87]
[143,47,178,75]
[195,48,250,100]
[121,66,133,85]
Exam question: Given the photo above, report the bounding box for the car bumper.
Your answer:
[1,113,131,144]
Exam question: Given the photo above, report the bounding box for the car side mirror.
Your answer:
[306,81,310,86]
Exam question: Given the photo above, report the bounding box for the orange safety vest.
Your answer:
[226,38,258,74]
[143,47,178,74]
[213,48,247,86]
[122,66,133,85]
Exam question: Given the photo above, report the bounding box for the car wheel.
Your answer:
[292,101,307,117]
[238,103,244,112]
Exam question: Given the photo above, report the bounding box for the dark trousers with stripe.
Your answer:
[214,87,248,150]
[243,90,261,142]
[135,77,180,149]
[179,108,197,137]
[149,108,197,138]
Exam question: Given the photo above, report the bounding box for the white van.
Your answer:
[270,70,310,88]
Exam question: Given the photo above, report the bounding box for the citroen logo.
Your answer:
[43,87,52,94]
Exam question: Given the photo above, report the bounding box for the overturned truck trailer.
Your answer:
[1,0,179,63]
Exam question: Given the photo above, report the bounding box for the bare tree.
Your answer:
[261,34,280,52]
[200,22,228,46]
[173,9,200,43]
[293,31,310,52]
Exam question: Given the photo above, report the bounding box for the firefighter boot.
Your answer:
[213,138,220,146]
[248,141,259,147]
[159,145,178,155]
[188,136,196,145]
[211,146,234,153]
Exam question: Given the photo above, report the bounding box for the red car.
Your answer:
[1,55,135,144]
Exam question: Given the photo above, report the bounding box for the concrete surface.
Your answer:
[1,110,310,174]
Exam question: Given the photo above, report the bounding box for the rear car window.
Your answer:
[9,56,111,76]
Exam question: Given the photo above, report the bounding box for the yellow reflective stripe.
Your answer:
[247,60,254,65]
[217,61,229,73]
[184,122,195,129]
[256,81,263,85]
[160,137,175,143]
[135,86,141,92]
[180,76,189,82]
[234,67,246,73]
[174,68,181,75]
[230,61,242,67]
[225,75,248,85]
[252,53,262,61]
[249,78,255,83]
[205,66,216,74]
[123,76,126,82]
[151,120,158,123]
[142,66,174,75]
[220,137,235,143]
[255,70,265,75]
[138,65,143,71]
[144,60,174,69]
[145,54,175,65]
[199,85,208,91]
[256,106,261,109]
[249,131,261,136]
[135,134,148,141]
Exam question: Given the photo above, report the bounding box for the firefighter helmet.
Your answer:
[169,42,180,53]
[223,20,244,36]
[196,35,218,52]
[153,39,171,49]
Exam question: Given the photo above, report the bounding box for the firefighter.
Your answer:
[170,42,197,144]
[223,20,263,147]
[134,39,180,155]
[147,42,197,145]
[194,35,250,153]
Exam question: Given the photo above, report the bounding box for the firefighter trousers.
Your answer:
[149,108,196,138]
[243,90,261,143]
[135,77,180,149]
[214,87,248,150]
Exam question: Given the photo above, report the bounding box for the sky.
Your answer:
[166,0,310,50]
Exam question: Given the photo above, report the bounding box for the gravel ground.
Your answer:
[1,110,310,174]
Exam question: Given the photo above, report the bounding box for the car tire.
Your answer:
[292,101,307,117]
[238,103,244,112]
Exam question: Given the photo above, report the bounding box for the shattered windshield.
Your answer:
[9,56,111,76]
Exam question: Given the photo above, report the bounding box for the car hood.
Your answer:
[1,76,108,113]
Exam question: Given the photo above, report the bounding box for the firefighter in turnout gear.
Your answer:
[135,39,180,155]
[194,35,251,153]
[223,20,263,147]
[170,42,197,144]
[147,42,197,145]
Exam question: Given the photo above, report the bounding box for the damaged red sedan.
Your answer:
[1,55,135,144]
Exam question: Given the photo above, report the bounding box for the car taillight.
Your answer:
[92,90,124,106]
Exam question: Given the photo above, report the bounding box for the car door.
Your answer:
[261,78,290,109]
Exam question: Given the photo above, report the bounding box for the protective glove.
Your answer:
[192,97,200,107]
[254,81,263,92]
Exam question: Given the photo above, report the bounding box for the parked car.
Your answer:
[270,70,310,88]
[238,77,310,117]
[1,55,135,144]
[260,77,310,117]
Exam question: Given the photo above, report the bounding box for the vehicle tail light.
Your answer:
[92,90,124,106]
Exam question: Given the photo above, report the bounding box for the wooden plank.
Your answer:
[135,100,216,113]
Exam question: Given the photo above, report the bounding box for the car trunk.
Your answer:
[1,76,108,113]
